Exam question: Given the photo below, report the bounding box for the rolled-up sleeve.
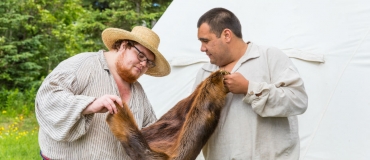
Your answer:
[243,47,308,117]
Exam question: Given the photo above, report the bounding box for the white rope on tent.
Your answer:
[170,56,209,67]
[302,26,370,159]
[281,48,325,63]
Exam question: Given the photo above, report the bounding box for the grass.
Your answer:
[0,87,40,159]
[0,112,40,160]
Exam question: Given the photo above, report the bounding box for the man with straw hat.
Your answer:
[35,26,170,159]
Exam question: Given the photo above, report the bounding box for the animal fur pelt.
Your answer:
[106,69,230,160]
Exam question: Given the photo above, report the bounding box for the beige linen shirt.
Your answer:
[35,50,157,159]
[193,42,308,160]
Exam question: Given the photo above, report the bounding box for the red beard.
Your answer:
[115,53,139,84]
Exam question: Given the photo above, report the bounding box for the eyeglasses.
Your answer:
[132,45,156,68]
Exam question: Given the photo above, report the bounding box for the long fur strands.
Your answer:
[106,69,230,160]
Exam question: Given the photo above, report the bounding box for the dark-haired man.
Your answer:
[194,7,308,160]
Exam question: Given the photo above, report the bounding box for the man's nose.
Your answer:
[139,60,148,68]
[200,45,207,52]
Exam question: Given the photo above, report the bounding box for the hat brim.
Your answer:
[102,28,170,77]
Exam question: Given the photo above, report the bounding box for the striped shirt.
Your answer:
[35,50,157,159]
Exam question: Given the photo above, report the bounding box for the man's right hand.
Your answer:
[82,95,123,115]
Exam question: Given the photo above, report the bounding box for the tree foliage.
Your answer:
[0,0,172,90]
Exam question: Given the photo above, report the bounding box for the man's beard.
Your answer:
[115,54,139,84]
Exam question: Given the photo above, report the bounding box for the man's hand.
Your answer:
[223,72,249,94]
[82,95,123,115]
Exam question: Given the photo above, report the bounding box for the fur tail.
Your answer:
[106,102,169,160]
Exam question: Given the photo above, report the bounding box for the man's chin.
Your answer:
[209,60,217,65]
[122,77,138,84]
[119,72,139,84]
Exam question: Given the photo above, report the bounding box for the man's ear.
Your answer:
[222,29,232,42]
[119,41,129,51]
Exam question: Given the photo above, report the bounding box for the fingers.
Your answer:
[107,95,122,114]
[223,74,232,85]
[83,95,124,115]
[105,98,116,114]
[224,74,231,80]
[112,95,123,107]
[99,95,122,114]
[223,72,249,94]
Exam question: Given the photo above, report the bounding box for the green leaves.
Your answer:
[0,0,172,90]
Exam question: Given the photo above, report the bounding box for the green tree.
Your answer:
[0,0,85,89]
[0,0,172,90]
[0,0,42,89]
[78,0,172,50]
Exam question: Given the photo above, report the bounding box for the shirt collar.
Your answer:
[98,50,110,71]
[202,42,260,73]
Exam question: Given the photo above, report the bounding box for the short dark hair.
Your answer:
[112,40,138,50]
[197,7,242,39]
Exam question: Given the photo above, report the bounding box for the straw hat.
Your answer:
[102,26,170,77]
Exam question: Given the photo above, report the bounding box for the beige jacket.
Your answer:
[193,42,308,160]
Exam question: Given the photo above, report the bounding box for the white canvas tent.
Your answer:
[138,0,370,159]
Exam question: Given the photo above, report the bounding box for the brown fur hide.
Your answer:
[106,70,230,160]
